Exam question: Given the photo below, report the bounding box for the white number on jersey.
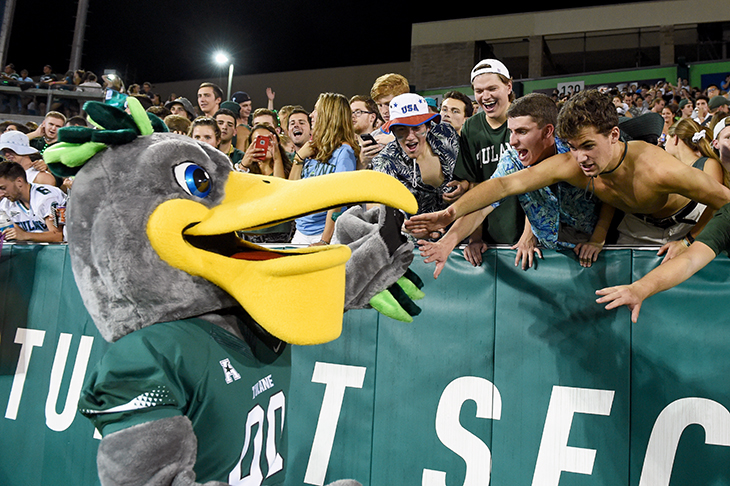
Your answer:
[229,390,286,485]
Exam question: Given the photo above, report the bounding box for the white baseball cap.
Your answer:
[0,130,38,156]
[382,93,440,133]
[470,59,510,83]
[714,116,730,141]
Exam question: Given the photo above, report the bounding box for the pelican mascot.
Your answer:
[44,98,423,486]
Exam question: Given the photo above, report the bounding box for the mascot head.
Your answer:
[46,98,417,345]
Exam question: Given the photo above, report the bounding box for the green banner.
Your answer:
[1,244,729,485]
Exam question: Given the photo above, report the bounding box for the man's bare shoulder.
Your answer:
[630,141,730,212]
[631,140,678,165]
[631,141,701,183]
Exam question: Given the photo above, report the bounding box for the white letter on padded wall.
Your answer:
[639,397,730,486]
[422,376,502,486]
[532,386,615,486]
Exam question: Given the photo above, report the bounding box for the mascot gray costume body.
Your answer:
[44,98,422,486]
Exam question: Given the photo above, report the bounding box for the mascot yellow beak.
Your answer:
[147,170,417,345]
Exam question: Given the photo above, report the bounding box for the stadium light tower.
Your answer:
[214,51,233,101]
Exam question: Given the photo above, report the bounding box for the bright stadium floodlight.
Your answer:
[213,51,234,100]
[214,52,229,65]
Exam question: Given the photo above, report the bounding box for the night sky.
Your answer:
[7,1,649,85]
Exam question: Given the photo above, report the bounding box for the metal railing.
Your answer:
[0,82,105,117]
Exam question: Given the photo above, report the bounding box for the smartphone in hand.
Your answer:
[253,135,270,160]
[359,133,376,146]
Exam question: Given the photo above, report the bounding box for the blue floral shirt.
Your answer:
[491,138,599,249]
[372,122,459,215]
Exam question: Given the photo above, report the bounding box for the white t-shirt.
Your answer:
[0,183,67,235]
[25,167,40,183]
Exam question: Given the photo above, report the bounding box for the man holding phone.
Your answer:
[350,95,383,169]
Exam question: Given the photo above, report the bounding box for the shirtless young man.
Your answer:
[595,116,730,322]
[406,90,730,264]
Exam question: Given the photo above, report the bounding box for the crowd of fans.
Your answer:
[577,76,730,148]
[0,64,109,116]
[0,59,728,282]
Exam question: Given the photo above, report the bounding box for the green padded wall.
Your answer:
[1,245,729,486]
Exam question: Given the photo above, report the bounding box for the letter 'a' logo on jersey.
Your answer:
[220,358,242,384]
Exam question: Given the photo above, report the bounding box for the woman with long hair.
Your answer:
[289,92,360,246]
[666,117,727,186]
[238,124,292,178]
[647,117,728,260]
[238,124,295,243]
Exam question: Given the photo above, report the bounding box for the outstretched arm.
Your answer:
[595,241,716,322]
[405,153,571,234]
[657,158,726,263]
[660,159,730,211]
[418,207,492,278]
[451,153,570,218]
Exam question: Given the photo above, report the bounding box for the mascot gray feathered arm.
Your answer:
[45,97,422,486]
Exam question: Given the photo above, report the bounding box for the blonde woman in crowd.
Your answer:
[665,117,726,186]
[289,92,360,246]
[647,117,728,259]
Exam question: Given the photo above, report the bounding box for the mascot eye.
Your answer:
[174,163,211,198]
